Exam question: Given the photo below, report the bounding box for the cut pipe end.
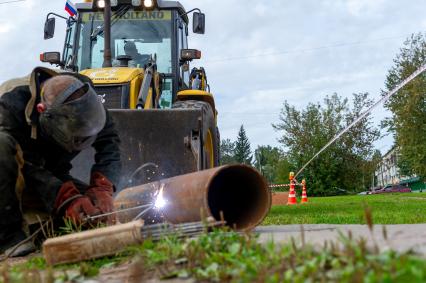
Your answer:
[114,165,271,231]
[207,165,271,231]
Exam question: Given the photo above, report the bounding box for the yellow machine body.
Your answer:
[43,1,220,187]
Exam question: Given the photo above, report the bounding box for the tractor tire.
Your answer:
[216,126,221,165]
[172,100,219,168]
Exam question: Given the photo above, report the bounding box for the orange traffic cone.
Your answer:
[301,179,308,203]
[287,172,297,205]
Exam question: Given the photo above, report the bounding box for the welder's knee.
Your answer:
[0,132,23,230]
[0,132,17,164]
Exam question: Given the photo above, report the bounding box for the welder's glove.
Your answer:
[85,172,115,224]
[55,181,101,225]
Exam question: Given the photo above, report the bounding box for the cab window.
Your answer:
[178,20,189,87]
[76,9,172,74]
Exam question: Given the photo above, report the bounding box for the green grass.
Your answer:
[3,228,426,283]
[130,230,426,282]
[264,193,426,225]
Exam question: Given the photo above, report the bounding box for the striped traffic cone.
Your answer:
[301,179,308,203]
[287,172,297,205]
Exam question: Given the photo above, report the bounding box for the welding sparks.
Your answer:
[154,184,166,209]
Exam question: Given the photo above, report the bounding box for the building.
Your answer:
[375,147,402,187]
[374,147,425,192]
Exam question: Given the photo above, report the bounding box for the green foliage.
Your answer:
[234,125,252,165]
[371,150,382,186]
[58,218,84,235]
[273,93,380,196]
[131,227,426,282]
[22,257,46,270]
[264,194,426,225]
[219,138,236,165]
[1,254,123,283]
[219,126,253,166]
[383,33,426,180]
[254,145,292,183]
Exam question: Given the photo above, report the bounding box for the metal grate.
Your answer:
[94,84,129,109]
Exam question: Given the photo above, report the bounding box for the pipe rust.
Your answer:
[114,165,271,231]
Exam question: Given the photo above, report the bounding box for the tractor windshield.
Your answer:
[76,8,172,73]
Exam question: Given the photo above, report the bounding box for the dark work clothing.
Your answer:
[0,81,121,232]
[0,132,22,228]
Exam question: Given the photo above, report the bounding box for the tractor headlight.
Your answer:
[96,0,118,8]
[143,0,155,9]
[97,0,105,8]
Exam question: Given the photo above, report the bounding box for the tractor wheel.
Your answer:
[172,100,219,168]
[216,126,221,165]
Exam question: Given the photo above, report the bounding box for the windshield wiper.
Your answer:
[90,5,130,41]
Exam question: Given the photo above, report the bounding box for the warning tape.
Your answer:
[269,182,303,188]
[269,184,290,188]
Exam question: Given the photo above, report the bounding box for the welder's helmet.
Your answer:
[38,75,106,152]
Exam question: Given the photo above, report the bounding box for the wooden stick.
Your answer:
[43,220,144,266]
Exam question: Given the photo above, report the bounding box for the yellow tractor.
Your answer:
[41,0,219,189]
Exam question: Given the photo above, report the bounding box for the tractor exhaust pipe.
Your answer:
[114,165,271,231]
[102,0,112,68]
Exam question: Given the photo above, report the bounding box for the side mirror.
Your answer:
[44,17,56,39]
[180,49,201,62]
[192,12,205,34]
[40,52,63,66]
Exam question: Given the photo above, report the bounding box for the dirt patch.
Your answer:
[2,252,41,266]
[271,192,289,206]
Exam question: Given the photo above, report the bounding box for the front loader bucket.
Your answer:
[71,109,204,191]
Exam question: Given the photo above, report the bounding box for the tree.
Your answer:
[254,146,279,182]
[273,93,380,196]
[220,138,236,165]
[254,145,292,183]
[370,150,382,187]
[234,125,252,165]
[383,33,426,180]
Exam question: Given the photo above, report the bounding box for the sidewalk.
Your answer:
[256,224,426,255]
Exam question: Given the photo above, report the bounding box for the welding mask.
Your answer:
[39,79,106,152]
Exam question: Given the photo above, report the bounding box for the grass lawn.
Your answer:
[3,229,426,282]
[263,193,426,225]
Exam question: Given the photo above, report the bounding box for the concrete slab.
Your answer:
[255,224,426,255]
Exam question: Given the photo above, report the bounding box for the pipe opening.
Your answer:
[207,166,270,230]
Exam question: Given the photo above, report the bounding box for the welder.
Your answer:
[0,67,121,257]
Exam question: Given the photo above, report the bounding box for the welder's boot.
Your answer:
[0,226,36,257]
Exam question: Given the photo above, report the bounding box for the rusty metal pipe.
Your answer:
[114,165,271,231]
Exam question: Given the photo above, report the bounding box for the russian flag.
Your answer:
[65,0,77,17]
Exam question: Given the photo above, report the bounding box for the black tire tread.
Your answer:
[172,100,219,167]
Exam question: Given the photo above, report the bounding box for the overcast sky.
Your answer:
[1,0,425,155]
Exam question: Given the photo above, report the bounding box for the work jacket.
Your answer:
[0,67,121,213]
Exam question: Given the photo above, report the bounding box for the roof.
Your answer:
[400,176,421,184]
[382,145,397,159]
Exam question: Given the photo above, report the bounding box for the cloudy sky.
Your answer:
[0,0,425,155]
